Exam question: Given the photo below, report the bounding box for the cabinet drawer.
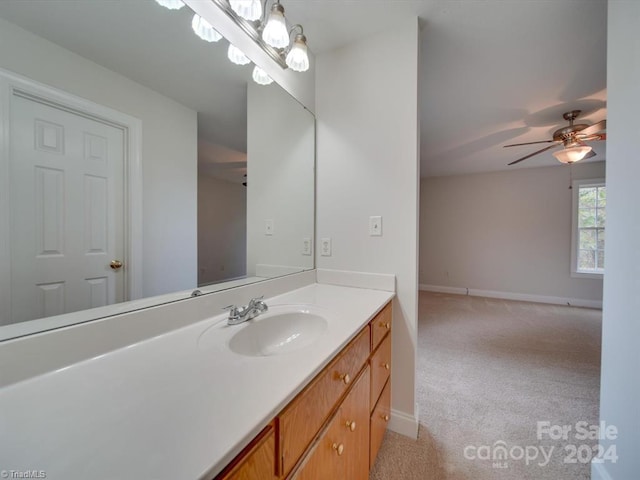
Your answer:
[370,302,392,352]
[370,379,391,469]
[370,334,391,412]
[215,424,277,480]
[291,367,370,480]
[279,327,370,477]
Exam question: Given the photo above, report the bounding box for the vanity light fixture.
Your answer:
[285,25,309,72]
[252,66,274,85]
[229,0,262,22]
[154,0,185,10]
[228,44,251,65]
[552,145,593,164]
[262,1,289,48]
[192,14,222,42]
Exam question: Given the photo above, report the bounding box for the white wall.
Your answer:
[198,175,246,285]
[246,82,315,276]
[420,162,605,305]
[593,2,640,479]
[316,19,420,436]
[0,18,198,298]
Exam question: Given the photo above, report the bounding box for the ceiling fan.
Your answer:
[504,110,606,166]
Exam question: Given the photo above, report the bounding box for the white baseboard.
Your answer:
[591,462,613,480]
[388,406,419,440]
[419,284,602,309]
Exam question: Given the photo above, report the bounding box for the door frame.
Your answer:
[0,68,143,323]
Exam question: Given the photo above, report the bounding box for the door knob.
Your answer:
[110,260,123,270]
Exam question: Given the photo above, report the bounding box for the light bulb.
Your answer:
[286,34,309,72]
[252,66,273,85]
[154,0,184,10]
[262,3,289,49]
[552,145,593,164]
[229,0,262,21]
[228,44,251,66]
[191,14,222,43]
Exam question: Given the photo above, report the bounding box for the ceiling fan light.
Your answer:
[229,0,262,21]
[285,34,309,72]
[154,0,184,10]
[252,66,273,85]
[228,44,251,65]
[262,3,289,49]
[192,14,222,43]
[553,145,593,164]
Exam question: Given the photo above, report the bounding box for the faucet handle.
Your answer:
[248,296,264,307]
[223,305,239,317]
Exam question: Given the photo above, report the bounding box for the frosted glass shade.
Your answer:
[229,0,262,21]
[262,5,289,49]
[252,66,274,85]
[286,35,309,72]
[552,145,593,164]
[228,44,251,66]
[154,0,184,10]
[191,14,222,43]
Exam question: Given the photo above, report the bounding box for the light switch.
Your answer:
[320,237,332,256]
[302,238,312,256]
[265,219,274,236]
[369,216,382,236]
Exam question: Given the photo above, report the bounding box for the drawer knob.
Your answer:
[382,414,390,422]
[382,362,390,370]
[339,373,351,385]
[345,420,356,432]
[332,443,344,456]
[380,321,390,330]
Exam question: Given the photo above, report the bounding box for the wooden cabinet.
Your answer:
[215,423,277,480]
[216,301,392,480]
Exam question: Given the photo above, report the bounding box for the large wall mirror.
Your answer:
[0,0,315,340]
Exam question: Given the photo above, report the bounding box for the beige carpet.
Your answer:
[370,292,602,480]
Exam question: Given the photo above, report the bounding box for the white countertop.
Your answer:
[0,283,393,480]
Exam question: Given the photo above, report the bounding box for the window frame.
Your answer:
[571,178,606,279]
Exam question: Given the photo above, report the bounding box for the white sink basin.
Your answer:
[228,305,329,357]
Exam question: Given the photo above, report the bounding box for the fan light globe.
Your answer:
[286,34,309,72]
[228,44,251,66]
[262,4,289,49]
[553,145,593,164]
[154,0,184,10]
[252,66,274,85]
[192,14,222,43]
[229,0,262,21]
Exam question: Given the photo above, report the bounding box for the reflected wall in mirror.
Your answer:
[0,0,315,339]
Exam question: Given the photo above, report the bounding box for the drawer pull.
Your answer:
[382,362,390,370]
[339,373,351,385]
[382,414,390,422]
[345,420,356,432]
[332,443,344,456]
[380,321,390,330]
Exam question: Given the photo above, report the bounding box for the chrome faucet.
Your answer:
[225,296,269,326]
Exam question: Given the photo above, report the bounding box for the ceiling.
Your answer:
[0,0,608,178]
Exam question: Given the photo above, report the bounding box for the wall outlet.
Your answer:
[302,238,312,256]
[320,237,332,256]
[265,219,274,236]
[369,216,382,236]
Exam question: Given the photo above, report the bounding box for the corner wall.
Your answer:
[593,1,640,479]
[420,162,605,307]
[316,19,420,436]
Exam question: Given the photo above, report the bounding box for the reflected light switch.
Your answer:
[369,216,382,236]
[265,219,274,235]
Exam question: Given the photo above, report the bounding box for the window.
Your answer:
[571,179,606,277]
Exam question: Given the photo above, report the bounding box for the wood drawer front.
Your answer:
[279,327,370,477]
[215,424,277,480]
[370,334,391,412]
[370,379,391,470]
[291,368,370,480]
[370,302,392,351]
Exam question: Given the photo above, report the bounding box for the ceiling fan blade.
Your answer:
[578,119,606,136]
[503,140,554,148]
[507,143,561,166]
[578,133,607,142]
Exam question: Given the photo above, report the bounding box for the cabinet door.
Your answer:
[370,379,391,469]
[215,424,277,480]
